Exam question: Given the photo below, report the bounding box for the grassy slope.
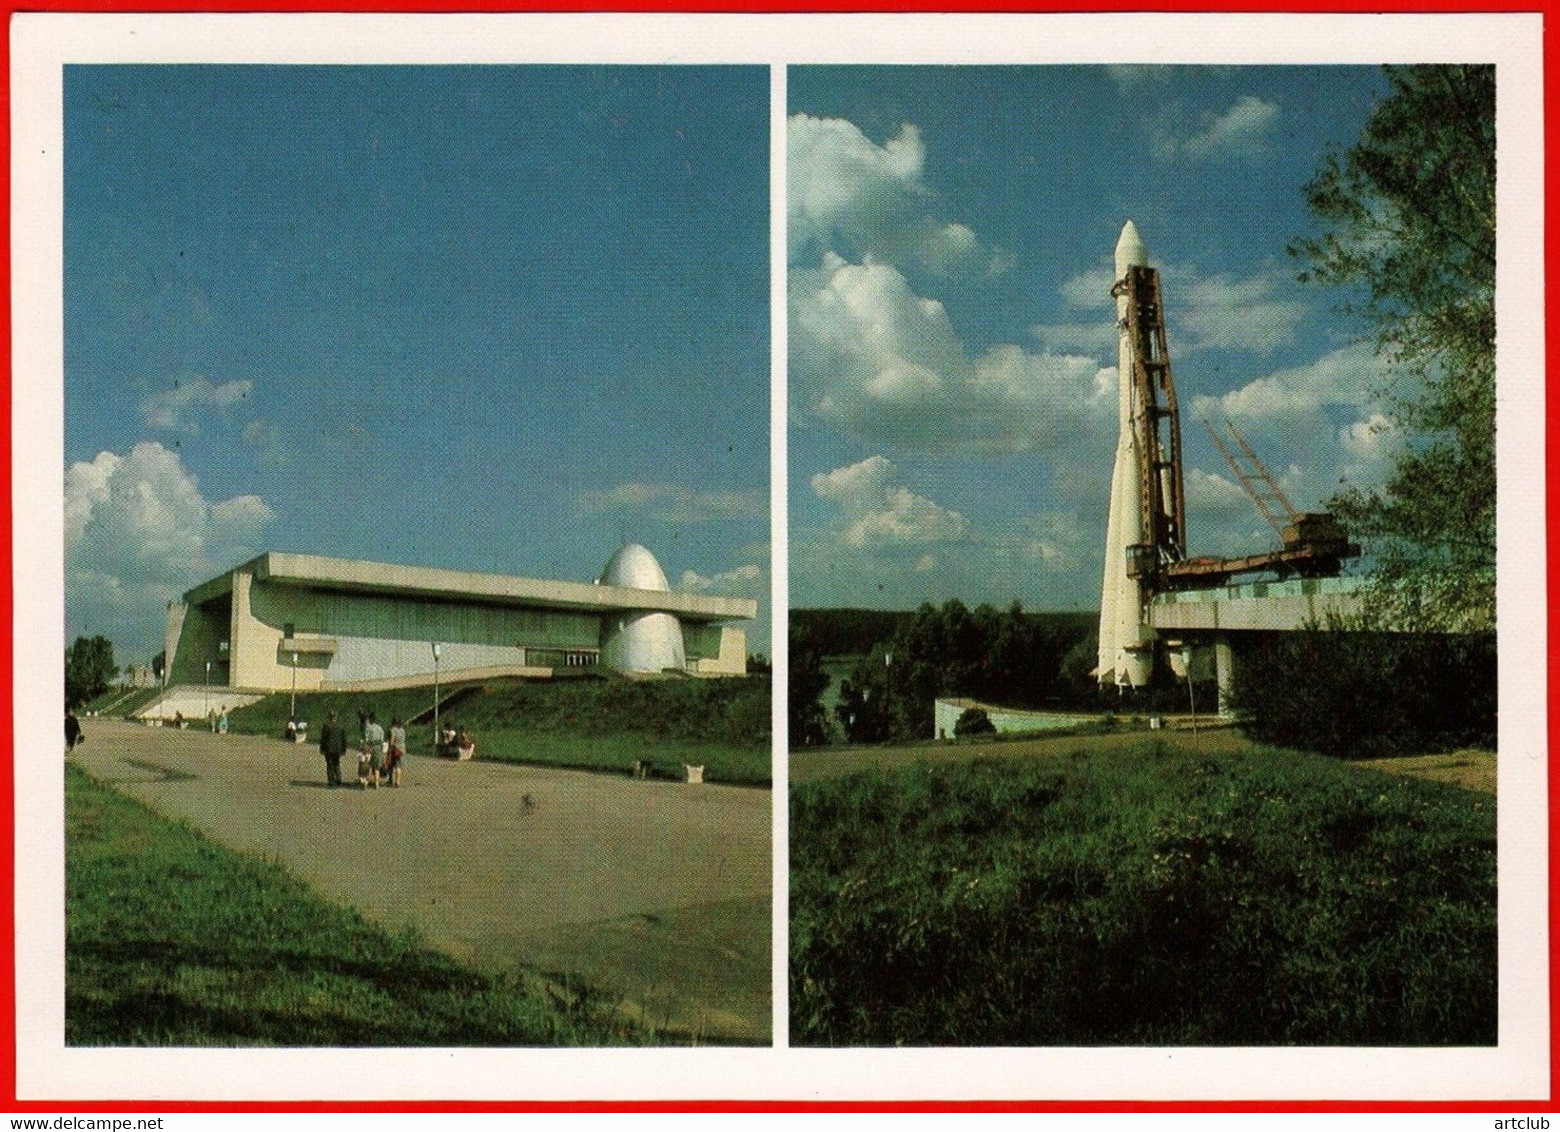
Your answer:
[227,674,771,786]
[66,764,641,1046]
[80,686,164,718]
[791,741,1496,1047]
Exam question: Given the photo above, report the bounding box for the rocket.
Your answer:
[1096,220,1155,688]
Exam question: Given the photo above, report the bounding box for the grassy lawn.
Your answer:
[67,764,642,1046]
[791,740,1496,1046]
[227,674,770,786]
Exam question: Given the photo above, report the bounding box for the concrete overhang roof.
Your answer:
[186,552,757,623]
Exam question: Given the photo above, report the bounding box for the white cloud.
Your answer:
[788,114,1009,275]
[142,376,253,432]
[1057,265,1118,312]
[1338,412,1401,486]
[65,441,276,657]
[1053,262,1308,356]
[1106,64,1177,90]
[811,455,971,548]
[1176,270,1307,354]
[789,115,925,261]
[1191,342,1384,424]
[791,258,1114,453]
[577,481,765,523]
[241,419,287,465]
[1154,96,1280,161]
[681,562,764,593]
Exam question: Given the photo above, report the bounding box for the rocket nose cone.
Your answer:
[1115,220,1148,276]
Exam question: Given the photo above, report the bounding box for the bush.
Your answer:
[1229,627,1496,758]
[953,707,996,737]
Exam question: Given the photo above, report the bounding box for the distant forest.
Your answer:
[790,603,1102,745]
[790,607,1095,660]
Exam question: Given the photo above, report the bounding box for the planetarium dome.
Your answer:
[598,544,686,674]
[597,543,672,592]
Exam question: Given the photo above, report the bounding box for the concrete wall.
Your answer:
[933,698,1103,740]
[694,625,748,676]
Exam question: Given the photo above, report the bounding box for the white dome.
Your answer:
[597,544,685,673]
[598,543,671,592]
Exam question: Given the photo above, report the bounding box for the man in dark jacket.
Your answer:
[319,710,347,787]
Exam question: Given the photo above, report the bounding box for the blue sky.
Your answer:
[789,65,1394,612]
[65,65,770,663]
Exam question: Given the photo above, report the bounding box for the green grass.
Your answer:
[79,686,164,718]
[66,764,642,1046]
[791,741,1496,1046]
[227,674,771,786]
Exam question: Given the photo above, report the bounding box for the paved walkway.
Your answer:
[71,720,771,1043]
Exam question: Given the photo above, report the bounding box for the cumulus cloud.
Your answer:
[65,441,276,656]
[811,455,971,548]
[1052,262,1307,356]
[576,481,765,523]
[141,376,253,432]
[791,257,1114,453]
[1338,412,1401,485]
[1191,342,1384,424]
[1153,96,1280,161]
[788,114,1010,276]
[680,562,764,593]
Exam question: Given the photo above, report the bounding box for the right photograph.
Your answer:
[788,65,1496,1046]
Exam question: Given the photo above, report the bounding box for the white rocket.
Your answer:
[1096,220,1155,688]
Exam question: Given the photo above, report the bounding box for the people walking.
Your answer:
[387,717,406,788]
[364,712,386,788]
[319,710,347,787]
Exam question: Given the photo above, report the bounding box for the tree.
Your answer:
[1289,65,1495,631]
[65,635,118,709]
[788,623,832,748]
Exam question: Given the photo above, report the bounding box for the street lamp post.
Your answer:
[431,642,442,752]
[289,651,299,722]
[204,659,211,723]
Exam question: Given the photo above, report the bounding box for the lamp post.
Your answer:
[204,659,211,722]
[289,651,299,722]
[431,642,442,751]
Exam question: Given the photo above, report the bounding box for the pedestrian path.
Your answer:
[71,719,771,1043]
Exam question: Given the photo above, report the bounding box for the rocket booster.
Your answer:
[1096,220,1155,688]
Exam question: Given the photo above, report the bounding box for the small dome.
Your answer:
[598,543,671,592]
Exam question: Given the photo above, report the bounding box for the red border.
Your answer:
[8,1,1551,1114]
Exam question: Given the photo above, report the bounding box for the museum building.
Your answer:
[163,544,756,694]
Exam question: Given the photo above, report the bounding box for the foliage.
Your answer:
[788,623,833,748]
[66,635,118,709]
[791,744,1495,1046]
[832,601,1095,743]
[1229,626,1496,759]
[66,765,640,1045]
[789,609,915,658]
[952,707,996,737]
[1290,65,1495,631]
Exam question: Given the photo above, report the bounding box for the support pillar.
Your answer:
[1214,634,1235,719]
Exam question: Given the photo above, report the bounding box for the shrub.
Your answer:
[1229,626,1496,758]
[953,707,996,737]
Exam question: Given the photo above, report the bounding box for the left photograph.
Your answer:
[63,65,772,1046]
